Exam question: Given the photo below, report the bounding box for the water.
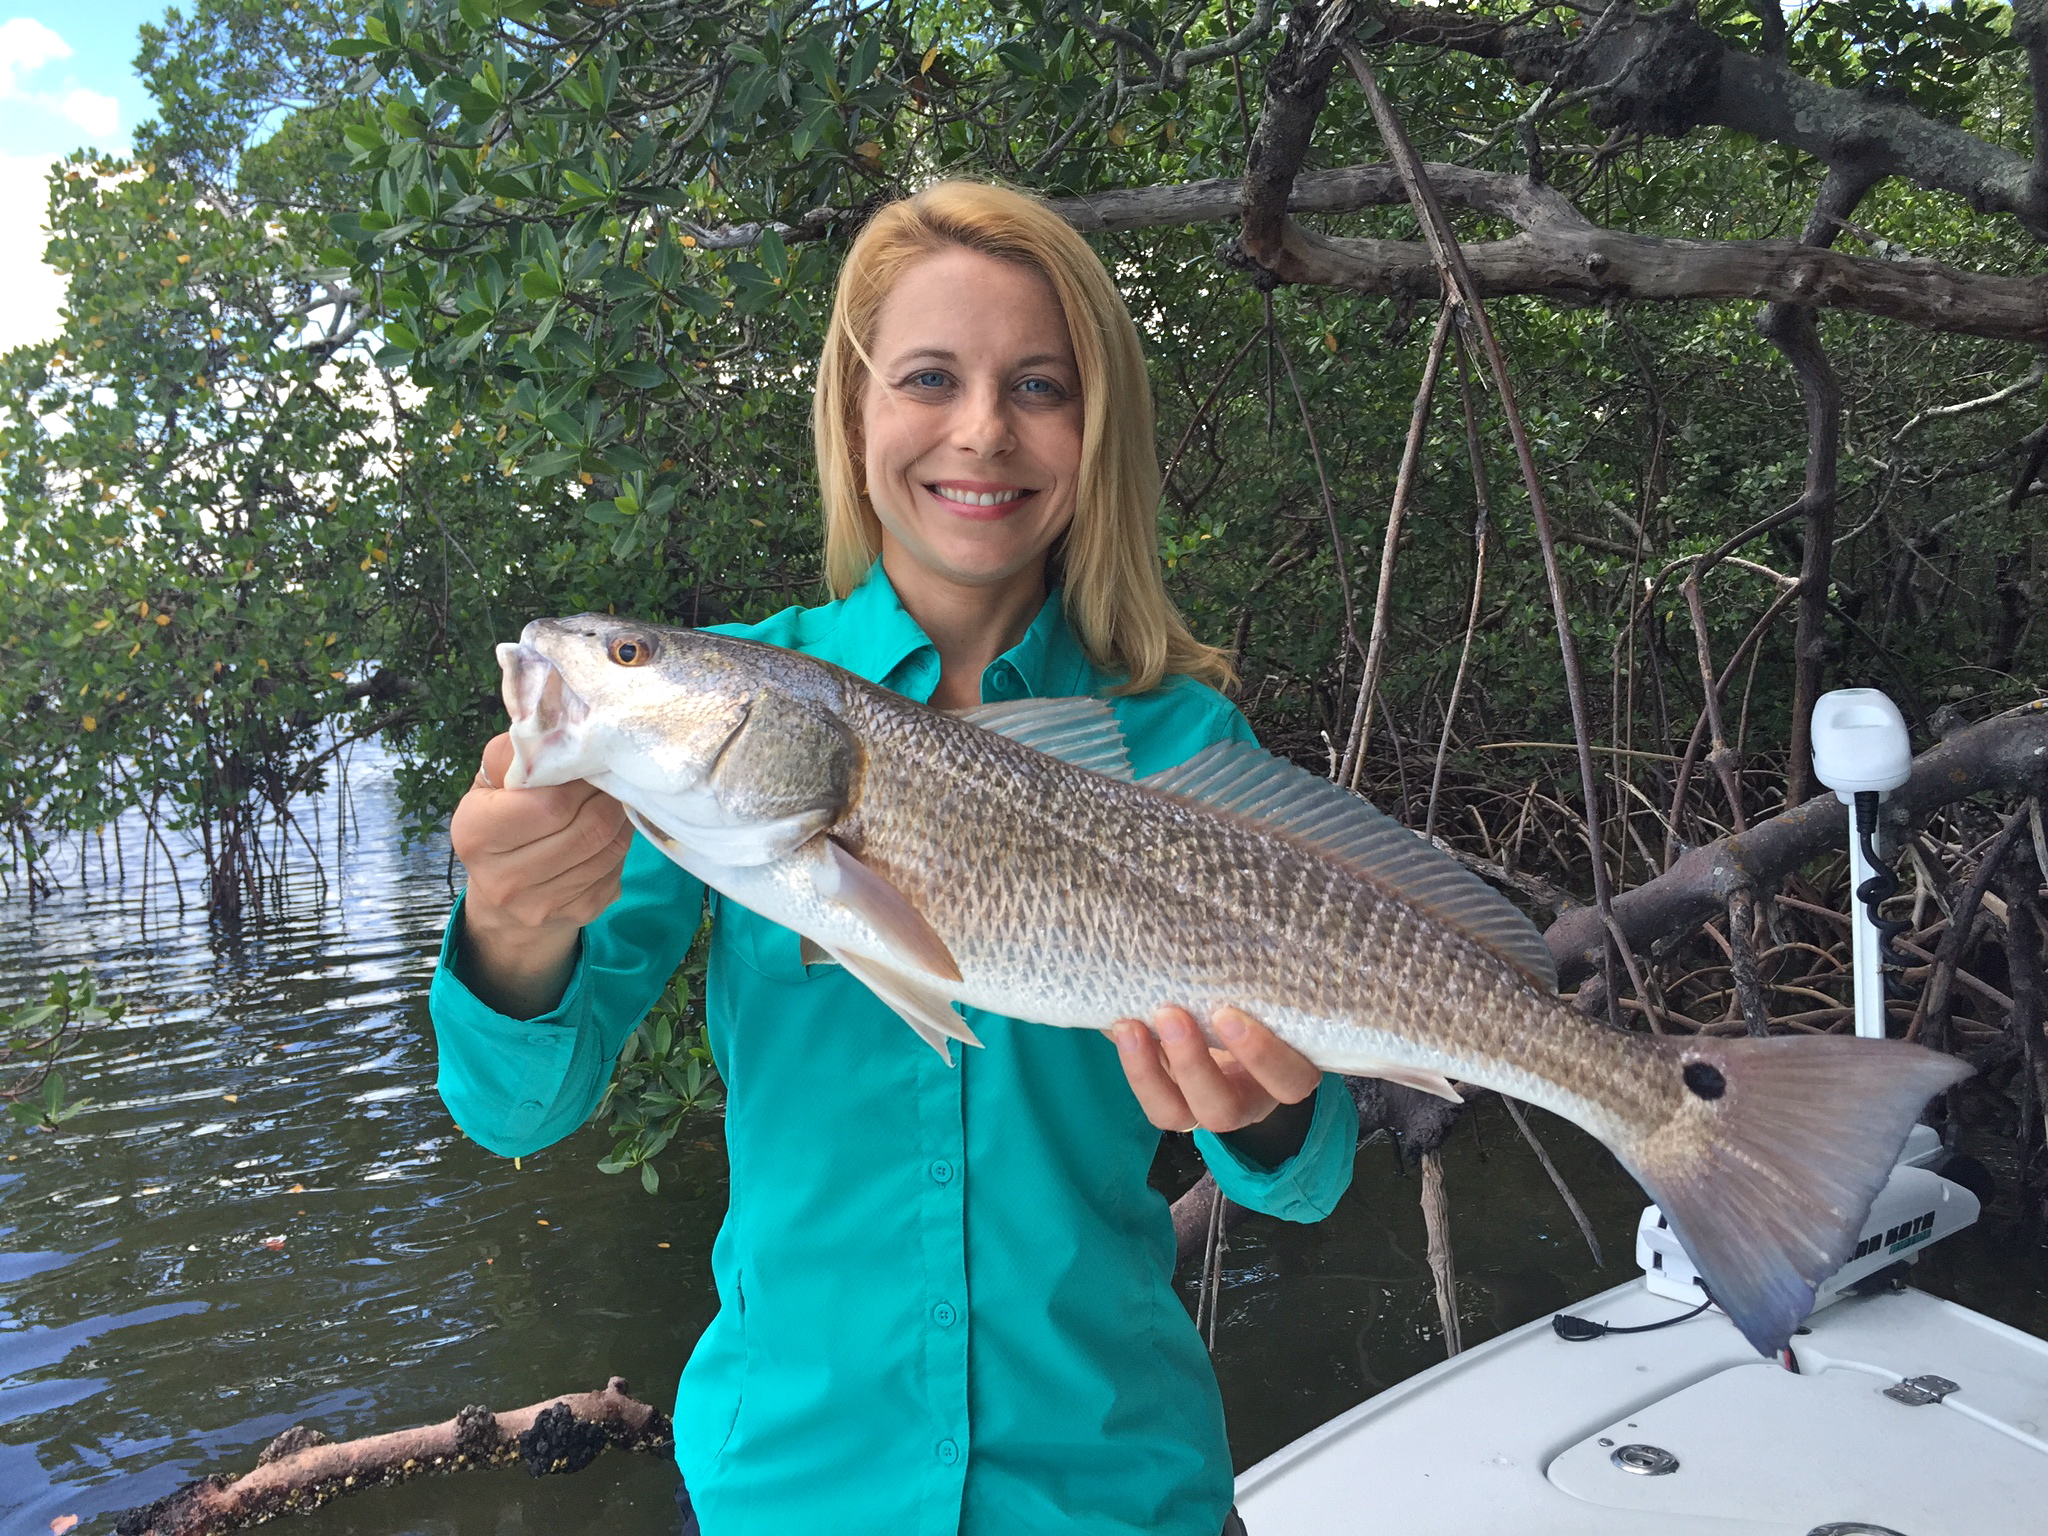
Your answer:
[3,759,2045,1535]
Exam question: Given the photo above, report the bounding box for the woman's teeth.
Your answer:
[933,486,1028,507]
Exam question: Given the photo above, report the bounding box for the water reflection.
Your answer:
[0,756,721,1535]
[2,753,2044,1534]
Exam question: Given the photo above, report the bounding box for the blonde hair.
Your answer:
[812,180,1234,695]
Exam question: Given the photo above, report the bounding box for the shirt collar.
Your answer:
[826,561,1100,703]
[984,584,1097,701]
[827,560,939,695]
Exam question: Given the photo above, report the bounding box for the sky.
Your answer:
[1,1,165,353]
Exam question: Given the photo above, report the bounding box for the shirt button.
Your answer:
[936,1438,960,1465]
[929,1159,954,1185]
[987,670,1014,697]
[931,1301,957,1327]
[517,1099,543,1113]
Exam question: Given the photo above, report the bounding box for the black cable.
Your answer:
[1552,1289,1716,1342]
[1852,790,1916,1001]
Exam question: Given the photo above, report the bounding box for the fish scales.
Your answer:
[841,684,1658,1137]
[497,615,1972,1358]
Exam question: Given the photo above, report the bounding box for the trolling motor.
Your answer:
[1615,688,1985,1338]
[1810,689,1914,1038]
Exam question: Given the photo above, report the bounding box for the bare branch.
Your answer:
[112,1379,671,1536]
[1363,1,2048,238]
[1170,0,1279,83]
[1546,701,2048,989]
[1056,167,2048,345]
[1236,5,1340,269]
[1759,165,1879,807]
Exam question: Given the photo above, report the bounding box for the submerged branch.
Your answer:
[111,1378,672,1536]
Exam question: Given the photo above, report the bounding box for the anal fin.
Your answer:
[1330,1057,1462,1103]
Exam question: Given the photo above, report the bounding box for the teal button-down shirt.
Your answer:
[430,564,1357,1535]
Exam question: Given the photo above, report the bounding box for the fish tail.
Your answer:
[1620,1034,1969,1357]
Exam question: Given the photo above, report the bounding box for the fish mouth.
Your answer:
[496,640,591,788]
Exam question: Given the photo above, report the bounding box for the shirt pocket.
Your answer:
[715,1269,749,1460]
[710,893,809,985]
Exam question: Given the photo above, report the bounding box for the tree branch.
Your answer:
[1236,4,1340,270]
[1545,700,2048,988]
[111,1379,671,1536]
[1363,1,2048,238]
[1056,167,2048,345]
[2022,0,2048,214]
[1759,164,1880,806]
[1257,212,2048,344]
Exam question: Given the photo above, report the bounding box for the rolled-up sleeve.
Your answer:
[1193,1072,1357,1222]
[430,837,705,1158]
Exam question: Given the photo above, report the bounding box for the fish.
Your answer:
[495,614,1969,1357]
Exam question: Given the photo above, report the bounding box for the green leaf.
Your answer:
[8,1003,60,1033]
[608,359,667,390]
[521,449,581,478]
[758,227,788,281]
[640,1162,660,1194]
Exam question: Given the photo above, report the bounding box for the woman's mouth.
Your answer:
[926,481,1035,519]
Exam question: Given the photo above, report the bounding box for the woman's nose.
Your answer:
[952,381,1015,457]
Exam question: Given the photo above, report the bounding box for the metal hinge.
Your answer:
[1882,1374,1959,1406]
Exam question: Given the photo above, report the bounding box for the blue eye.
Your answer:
[911,370,948,389]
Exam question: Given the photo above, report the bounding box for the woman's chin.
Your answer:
[881,516,1068,594]
[895,540,1055,594]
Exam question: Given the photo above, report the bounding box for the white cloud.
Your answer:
[0,18,119,145]
[0,18,70,97]
[0,154,68,355]
[57,86,117,140]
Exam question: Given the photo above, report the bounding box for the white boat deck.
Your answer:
[1236,1280,2048,1536]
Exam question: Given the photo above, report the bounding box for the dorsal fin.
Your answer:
[952,696,1133,781]
[1140,741,1558,991]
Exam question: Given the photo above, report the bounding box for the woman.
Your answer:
[435,181,1358,1535]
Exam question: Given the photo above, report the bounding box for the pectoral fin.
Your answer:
[621,797,834,869]
[813,839,963,983]
[824,945,982,1063]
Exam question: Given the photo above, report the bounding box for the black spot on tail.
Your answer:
[1683,1061,1727,1100]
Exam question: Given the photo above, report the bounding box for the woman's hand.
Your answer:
[449,733,635,1018]
[1111,1006,1323,1162]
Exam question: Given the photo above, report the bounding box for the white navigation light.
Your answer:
[1810,688,1911,802]
[1811,687,1914,1039]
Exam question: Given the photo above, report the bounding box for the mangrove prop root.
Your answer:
[1171,1078,1466,1272]
[1546,700,2048,989]
[109,1377,673,1536]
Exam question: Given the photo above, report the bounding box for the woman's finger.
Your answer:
[1111,1020,1197,1131]
[479,732,516,790]
[1154,1006,1270,1132]
[487,785,626,879]
[1210,1007,1323,1106]
[528,819,635,909]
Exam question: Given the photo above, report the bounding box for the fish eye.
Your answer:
[608,634,655,667]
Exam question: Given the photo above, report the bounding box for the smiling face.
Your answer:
[856,245,1084,598]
